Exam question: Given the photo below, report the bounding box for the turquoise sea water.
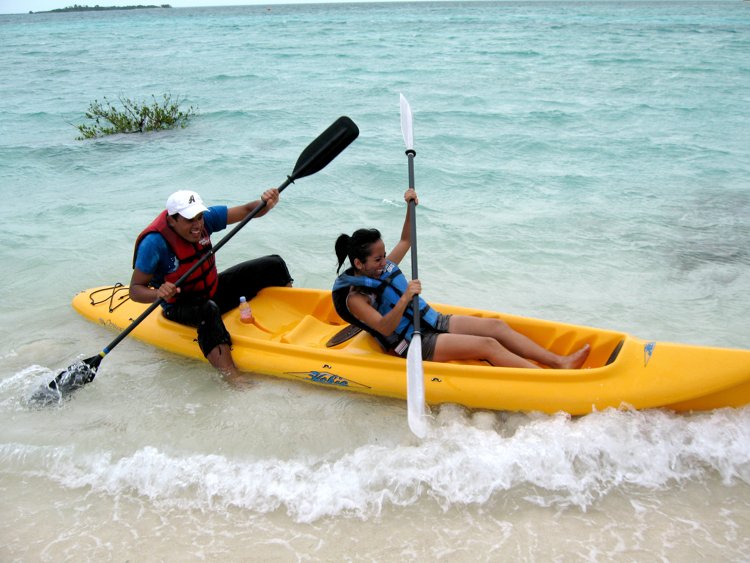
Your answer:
[1,2,749,560]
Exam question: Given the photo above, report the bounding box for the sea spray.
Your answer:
[2,406,747,523]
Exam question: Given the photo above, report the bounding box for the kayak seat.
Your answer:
[280,315,344,347]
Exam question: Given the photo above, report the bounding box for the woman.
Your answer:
[332,189,590,369]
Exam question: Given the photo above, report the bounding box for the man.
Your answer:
[130,189,293,382]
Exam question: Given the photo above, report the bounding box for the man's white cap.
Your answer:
[166,190,208,219]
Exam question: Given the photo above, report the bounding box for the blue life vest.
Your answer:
[332,260,439,351]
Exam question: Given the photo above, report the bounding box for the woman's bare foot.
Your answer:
[557,344,591,369]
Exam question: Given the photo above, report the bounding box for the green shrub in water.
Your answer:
[76,94,196,139]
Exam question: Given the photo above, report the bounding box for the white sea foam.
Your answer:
[3,406,747,524]
[0,365,43,392]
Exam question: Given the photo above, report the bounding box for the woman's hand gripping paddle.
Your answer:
[400,94,428,439]
[29,116,360,406]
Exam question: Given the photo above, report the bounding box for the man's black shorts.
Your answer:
[163,254,292,356]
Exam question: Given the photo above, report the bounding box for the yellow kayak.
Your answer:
[72,285,750,415]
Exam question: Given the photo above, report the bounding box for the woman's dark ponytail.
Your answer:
[335,234,351,273]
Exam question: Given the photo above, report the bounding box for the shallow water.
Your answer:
[1,2,749,560]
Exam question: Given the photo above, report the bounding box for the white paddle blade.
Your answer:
[399,93,414,151]
[406,334,428,438]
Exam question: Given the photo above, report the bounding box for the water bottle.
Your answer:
[239,296,253,324]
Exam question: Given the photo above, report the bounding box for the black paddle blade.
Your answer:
[28,354,102,406]
[326,325,363,348]
[290,116,359,181]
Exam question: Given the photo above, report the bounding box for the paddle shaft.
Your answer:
[406,149,420,336]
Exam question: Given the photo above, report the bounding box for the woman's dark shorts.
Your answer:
[396,313,452,361]
[163,254,292,356]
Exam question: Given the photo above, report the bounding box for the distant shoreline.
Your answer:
[30,4,172,13]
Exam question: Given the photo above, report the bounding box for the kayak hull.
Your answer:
[72,286,750,415]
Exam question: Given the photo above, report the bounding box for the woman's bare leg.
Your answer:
[448,315,590,369]
[432,333,540,368]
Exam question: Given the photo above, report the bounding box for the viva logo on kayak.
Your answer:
[644,342,656,367]
[285,369,371,389]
